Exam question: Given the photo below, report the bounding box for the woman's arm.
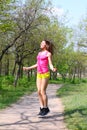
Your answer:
[23,64,37,71]
[48,53,57,72]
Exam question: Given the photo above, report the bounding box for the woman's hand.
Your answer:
[23,67,29,71]
[53,68,57,72]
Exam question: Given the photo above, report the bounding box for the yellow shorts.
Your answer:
[37,72,50,79]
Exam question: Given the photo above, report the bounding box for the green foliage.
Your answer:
[0,76,36,109]
[81,78,87,83]
[1,75,14,88]
[0,0,86,91]
[58,63,69,75]
[57,82,87,130]
[0,0,16,32]
[49,78,63,84]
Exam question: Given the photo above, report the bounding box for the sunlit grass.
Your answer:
[57,82,87,130]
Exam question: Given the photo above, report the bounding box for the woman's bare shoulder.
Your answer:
[47,51,52,57]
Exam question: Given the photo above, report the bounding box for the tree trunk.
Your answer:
[27,71,30,81]
[53,71,57,80]
[12,61,17,76]
[13,64,21,87]
[0,61,2,76]
[72,67,76,83]
[5,58,9,75]
[79,67,82,79]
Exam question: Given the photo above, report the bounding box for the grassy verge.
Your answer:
[49,78,63,84]
[0,76,36,109]
[57,82,87,130]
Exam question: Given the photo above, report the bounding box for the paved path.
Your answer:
[0,84,68,130]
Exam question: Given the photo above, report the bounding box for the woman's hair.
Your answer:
[44,40,55,55]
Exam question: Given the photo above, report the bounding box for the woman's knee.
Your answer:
[37,90,41,96]
[41,90,46,96]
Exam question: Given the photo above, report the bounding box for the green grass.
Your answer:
[57,82,87,130]
[49,77,63,84]
[0,76,36,109]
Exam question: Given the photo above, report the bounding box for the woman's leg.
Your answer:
[36,77,44,108]
[40,78,49,108]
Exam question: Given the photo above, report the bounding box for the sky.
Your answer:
[51,0,87,26]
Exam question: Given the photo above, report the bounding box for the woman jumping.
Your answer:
[23,40,57,116]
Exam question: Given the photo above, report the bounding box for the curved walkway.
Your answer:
[0,84,68,130]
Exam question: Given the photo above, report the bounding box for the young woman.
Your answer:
[23,40,57,116]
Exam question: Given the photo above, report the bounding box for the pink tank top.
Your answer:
[37,51,49,73]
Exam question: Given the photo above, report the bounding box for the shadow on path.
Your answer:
[0,84,68,130]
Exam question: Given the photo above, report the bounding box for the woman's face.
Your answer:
[40,41,46,49]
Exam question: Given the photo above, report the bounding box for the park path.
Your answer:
[0,84,68,130]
